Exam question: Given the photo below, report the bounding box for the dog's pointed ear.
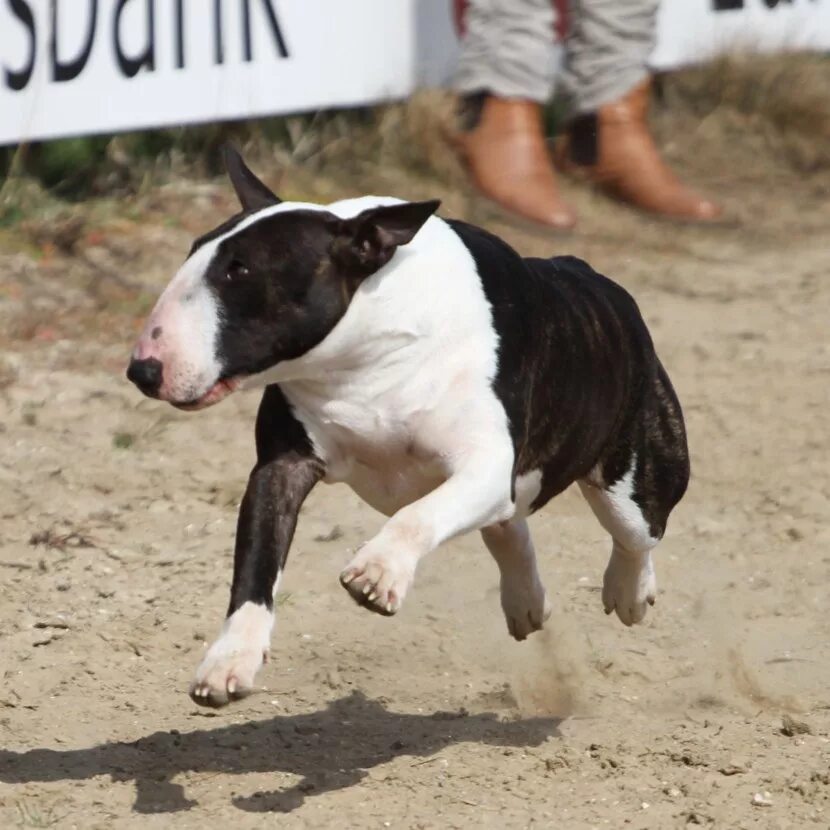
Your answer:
[333,199,441,274]
[223,144,281,212]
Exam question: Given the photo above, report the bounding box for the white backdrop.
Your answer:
[0,0,420,145]
[1,0,828,146]
[651,0,830,69]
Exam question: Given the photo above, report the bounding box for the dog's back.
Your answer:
[447,219,662,500]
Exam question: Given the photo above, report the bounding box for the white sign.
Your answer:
[0,0,422,145]
[1,0,828,146]
[652,0,830,69]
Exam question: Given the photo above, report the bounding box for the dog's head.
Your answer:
[127,146,439,410]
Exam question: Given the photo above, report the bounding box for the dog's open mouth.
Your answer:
[173,377,243,411]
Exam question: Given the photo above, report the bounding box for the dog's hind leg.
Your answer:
[481,518,551,641]
[579,465,659,626]
[579,363,690,626]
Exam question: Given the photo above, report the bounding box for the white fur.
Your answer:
[513,469,543,518]
[191,601,274,704]
[481,518,551,640]
[578,456,658,626]
[191,566,284,701]
[132,240,223,403]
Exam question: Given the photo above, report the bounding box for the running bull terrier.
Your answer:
[127,147,689,707]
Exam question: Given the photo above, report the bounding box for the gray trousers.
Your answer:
[454,0,660,114]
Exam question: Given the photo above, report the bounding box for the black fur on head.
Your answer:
[197,148,440,379]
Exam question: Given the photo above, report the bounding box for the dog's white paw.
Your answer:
[602,548,656,626]
[189,603,272,707]
[500,577,552,641]
[190,644,266,707]
[340,547,416,616]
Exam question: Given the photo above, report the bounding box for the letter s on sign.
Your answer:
[5,0,36,91]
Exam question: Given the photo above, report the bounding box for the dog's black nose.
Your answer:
[127,357,163,396]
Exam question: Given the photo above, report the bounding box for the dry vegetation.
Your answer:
[658,53,830,174]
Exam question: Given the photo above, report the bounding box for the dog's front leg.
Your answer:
[190,389,323,707]
[340,441,515,615]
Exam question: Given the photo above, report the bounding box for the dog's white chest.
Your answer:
[343,448,447,517]
[281,391,448,516]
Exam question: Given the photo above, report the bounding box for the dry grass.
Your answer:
[242,90,466,194]
[29,525,97,552]
[366,90,466,185]
[660,52,830,174]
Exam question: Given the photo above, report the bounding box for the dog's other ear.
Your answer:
[223,144,281,212]
[333,199,441,274]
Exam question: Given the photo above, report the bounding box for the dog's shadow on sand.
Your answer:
[0,691,561,814]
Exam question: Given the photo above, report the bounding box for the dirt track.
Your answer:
[0,152,829,829]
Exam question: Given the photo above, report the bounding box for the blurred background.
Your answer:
[1,0,828,344]
[1,2,829,827]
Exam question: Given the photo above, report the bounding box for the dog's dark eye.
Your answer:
[227,260,250,281]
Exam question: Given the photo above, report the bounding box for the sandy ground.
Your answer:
[0,146,829,829]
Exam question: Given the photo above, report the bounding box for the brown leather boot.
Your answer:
[559,79,721,222]
[457,95,576,230]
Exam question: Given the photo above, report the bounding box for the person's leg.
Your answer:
[455,0,557,103]
[560,0,657,115]
[454,0,576,230]
[558,0,722,221]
